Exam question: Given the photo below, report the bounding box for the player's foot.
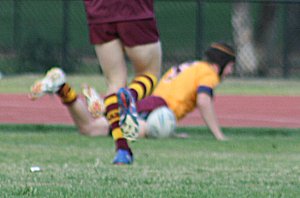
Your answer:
[82,84,105,118]
[112,149,133,165]
[29,67,66,100]
[117,88,139,141]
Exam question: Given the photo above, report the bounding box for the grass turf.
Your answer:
[0,124,299,197]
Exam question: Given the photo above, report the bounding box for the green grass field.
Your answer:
[0,125,300,197]
[0,76,300,197]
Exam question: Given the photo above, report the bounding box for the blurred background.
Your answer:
[0,0,299,78]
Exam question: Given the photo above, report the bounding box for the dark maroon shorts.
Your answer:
[137,95,168,116]
[88,18,160,47]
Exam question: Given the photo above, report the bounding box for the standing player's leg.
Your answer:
[116,20,161,140]
[124,19,161,100]
[125,41,162,80]
[123,18,162,81]
[94,39,127,94]
[94,40,134,164]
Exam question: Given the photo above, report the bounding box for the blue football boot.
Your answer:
[113,149,133,165]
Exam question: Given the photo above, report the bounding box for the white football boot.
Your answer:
[82,85,105,118]
[29,67,66,100]
[117,87,139,141]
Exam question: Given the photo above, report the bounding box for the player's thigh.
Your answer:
[94,40,128,93]
[118,19,162,77]
[125,41,162,77]
[89,23,128,92]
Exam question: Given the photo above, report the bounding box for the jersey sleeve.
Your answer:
[197,86,214,97]
[196,72,219,97]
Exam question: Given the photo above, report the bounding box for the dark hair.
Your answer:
[204,42,236,76]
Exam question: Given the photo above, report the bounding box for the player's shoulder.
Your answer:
[192,61,215,73]
[192,60,210,67]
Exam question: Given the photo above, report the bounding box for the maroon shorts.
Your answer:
[137,96,168,115]
[88,18,160,47]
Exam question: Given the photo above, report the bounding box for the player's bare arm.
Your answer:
[197,92,227,141]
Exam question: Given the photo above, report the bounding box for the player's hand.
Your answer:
[216,134,229,141]
[174,132,189,139]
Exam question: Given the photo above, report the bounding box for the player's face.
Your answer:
[222,62,235,78]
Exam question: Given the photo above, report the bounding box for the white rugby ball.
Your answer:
[146,106,176,138]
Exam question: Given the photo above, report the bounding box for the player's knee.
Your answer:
[78,125,94,136]
[78,123,109,137]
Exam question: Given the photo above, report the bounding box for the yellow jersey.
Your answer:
[152,61,220,119]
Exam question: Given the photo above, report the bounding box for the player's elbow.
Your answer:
[197,93,212,107]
